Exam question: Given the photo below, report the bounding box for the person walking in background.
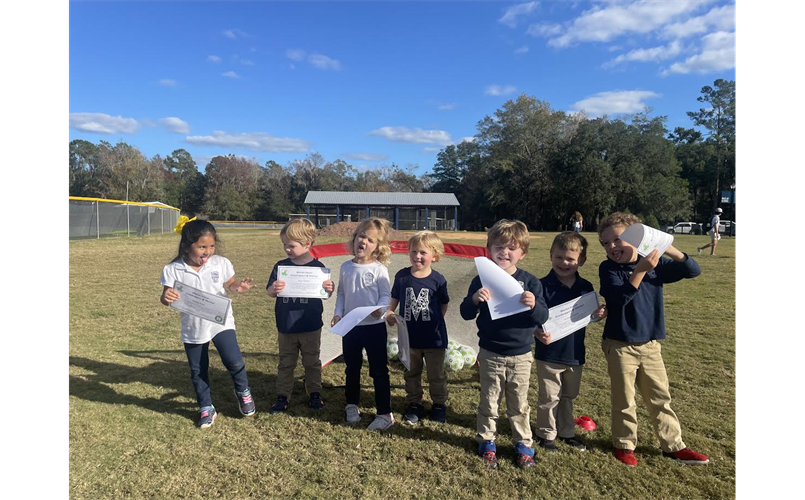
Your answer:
[697,208,723,256]
[572,212,583,233]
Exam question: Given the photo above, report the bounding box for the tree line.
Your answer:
[69,79,734,231]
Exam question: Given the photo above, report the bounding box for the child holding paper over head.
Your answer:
[533,232,606,453]
[598,212,709,467]
[266,218,334,414]
[459,219,549,470]
[385,231,450,425]
[331,217,394,430]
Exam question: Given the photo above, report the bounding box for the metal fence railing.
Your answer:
[69,197,180,239]
[210,221,285,229]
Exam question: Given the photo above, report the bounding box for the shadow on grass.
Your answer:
[69,350,280,423]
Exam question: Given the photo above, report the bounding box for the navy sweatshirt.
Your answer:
[598,254,700,343]
[460,267,549,356]
[535,270,595,366]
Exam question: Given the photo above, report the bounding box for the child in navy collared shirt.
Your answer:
[385,231,450,425]
[534,232,605,453]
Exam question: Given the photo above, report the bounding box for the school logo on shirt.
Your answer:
[362,272,375,287]
[282,297,308,304]
[517,280,525,290]
[211,271,220,283]
[404,287,431,321]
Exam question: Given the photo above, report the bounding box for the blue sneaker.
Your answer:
[234,389,256,417]
[479,440,498,470]
[515,442,536,469]
[198,407,217,429]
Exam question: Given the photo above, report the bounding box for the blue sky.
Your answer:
[69,0,736,175]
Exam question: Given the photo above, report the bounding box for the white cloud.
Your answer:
[222,71,240,79]
[526,22,562,37]
[422,147,442,153]
[514,45,530,54]
[69,113,140,134]
[223,29,250,39]
[369,126,453,146]
[533,0,711,48]
[663,30,735,75]
[159,117,190,134]
[570,90,661,117]
[662,4,735,39]
[159,79,177,87]
[207,55,222,63]
[499,2,538,28]
[485,84,517,96]
[185,131,311,153]
[344,152,388,162]
[308,53,341,70]
[604,40,683,67]
[286,49,306,61]
[460,137,476,143]
[437,103,457,111]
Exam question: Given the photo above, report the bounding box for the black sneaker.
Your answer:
[558,436,587,451]
[269,395,289,414]
[197,408,217,429]
[430,404,447,423]
[234,389,256,417]
[308,392,324,410]
[537,437,557,452]
[403,403,424,425]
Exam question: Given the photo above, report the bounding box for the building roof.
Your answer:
[304,191,459,207]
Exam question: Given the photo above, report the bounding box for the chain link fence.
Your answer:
[69,197,180,239]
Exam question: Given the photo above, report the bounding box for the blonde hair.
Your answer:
[281,217,316,244]
[597,212,641,237]
[350,217,392,265]
[408,230,444,262]
[551,231,588,260]
[487,219,530,254]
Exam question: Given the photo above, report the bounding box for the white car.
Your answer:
[666,222,702,234]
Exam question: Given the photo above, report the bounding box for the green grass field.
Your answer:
[69,230,735,499]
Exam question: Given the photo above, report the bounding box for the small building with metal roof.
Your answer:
[303,191,460,230]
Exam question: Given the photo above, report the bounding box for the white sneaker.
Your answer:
[367,413,395,431]
[696,247,702,255]
[345,404,361,423]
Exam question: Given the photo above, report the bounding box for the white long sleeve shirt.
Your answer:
[334,260,391,326]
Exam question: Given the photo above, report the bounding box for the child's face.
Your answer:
[409,244,435,272]
[599,225,637,264]
[281,235,312,260]
[550,247,585,279]
[353,227,379,263]
[488,239,525,275]
[185,234,216,267]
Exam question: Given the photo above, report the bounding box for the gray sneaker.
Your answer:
[367,413,395,430]
[403,403,424,425]
[345,404,361,423]
[197,408,217,429]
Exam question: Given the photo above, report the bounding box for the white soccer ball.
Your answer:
[459,347,477,366]
[387,339,400,360]
[445,349,465,372]
[447,340,460,351]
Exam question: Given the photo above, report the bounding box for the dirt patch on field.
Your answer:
[317,221,407,240]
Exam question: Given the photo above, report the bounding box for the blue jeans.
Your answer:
[342,322,391,414]
[184,329,250,409]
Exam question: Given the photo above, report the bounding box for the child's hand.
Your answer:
[635,249,660,273]
[370,308,383,318]
[473,287,491,304]
[270,280,286,295]
[386,312,398,326]
[233,277,254,294]
[520,291,536,309]
[593,305,607,320]
[535,329,551,345]
[331,315,341,327]
[163,287,180,304]
[323,280,334,294]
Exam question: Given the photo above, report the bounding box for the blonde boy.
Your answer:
[266,218,334,413]
[459,219,549,470]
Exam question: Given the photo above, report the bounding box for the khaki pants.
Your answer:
[276,329,322,397]
[404,348,448,406]
[535,361,583,441]
[475,348,533,447]
[602,338,686,452]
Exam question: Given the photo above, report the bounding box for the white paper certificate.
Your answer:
[328,305,383,337]
[169,280,231,325]
[620,223,674,257]
[277,266,331,299]
[541,292,600,344]
[474,256,530,320]
[389,314,411,371]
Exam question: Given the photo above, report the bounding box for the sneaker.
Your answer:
[234,389,256,417]
[367,413,395,431]
[403,403,424,425]
[269,395,289,415]
[696,247,702,255]
[614,448,637,467]
[536,437,557,452]
[663,448,710,465]
[197,408,217,429]
[479,440,498,470]
[558,436,586,451]
[430,403,447,423]
[308,392,324,410]
[514,442,536,469]
[345,403,361,423]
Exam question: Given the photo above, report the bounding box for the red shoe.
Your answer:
[614,448,637,466]
[663,448,710,465]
